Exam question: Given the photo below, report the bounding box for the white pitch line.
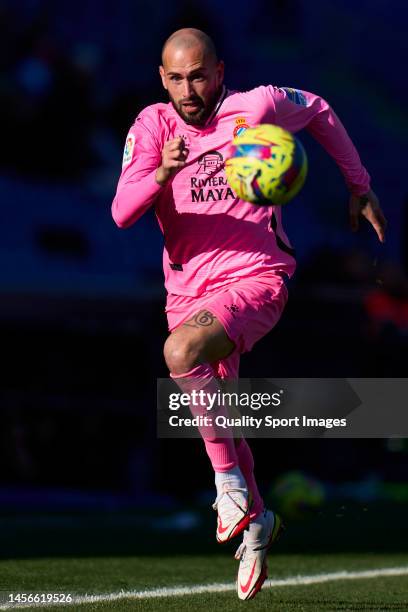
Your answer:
[1,566,407,609]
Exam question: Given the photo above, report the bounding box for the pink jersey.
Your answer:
[112,85,370,297]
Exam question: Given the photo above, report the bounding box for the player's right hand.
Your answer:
[155,136,188,186]
[349,188,387,243]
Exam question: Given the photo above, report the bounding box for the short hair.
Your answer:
[161,28,218,64]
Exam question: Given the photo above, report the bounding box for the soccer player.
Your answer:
[112,28,386,600]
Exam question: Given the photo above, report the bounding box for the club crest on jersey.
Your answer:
[280,87,308,107]
[233,117,250,138]
[197,150,224,175]
[122,134,135,167]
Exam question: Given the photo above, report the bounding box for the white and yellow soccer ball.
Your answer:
[225,124,308,205]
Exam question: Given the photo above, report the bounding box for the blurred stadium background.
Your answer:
[0,0,407,586]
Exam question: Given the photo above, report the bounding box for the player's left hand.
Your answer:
[349,188,387,243]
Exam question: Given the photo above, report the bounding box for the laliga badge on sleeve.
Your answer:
[280,87,308,107]
[122,133,135,167]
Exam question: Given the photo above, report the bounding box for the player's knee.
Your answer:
[163,333,201,375]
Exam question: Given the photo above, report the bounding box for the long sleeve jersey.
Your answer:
[112,85,370,297]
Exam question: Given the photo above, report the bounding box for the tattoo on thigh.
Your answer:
[183,310,216,328]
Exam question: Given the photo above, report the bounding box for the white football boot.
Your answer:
[235,509,284,600]
[212,483,253,543]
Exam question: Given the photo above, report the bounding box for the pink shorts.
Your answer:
[165,271,288,379]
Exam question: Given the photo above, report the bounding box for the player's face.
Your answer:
[159,45,224,126]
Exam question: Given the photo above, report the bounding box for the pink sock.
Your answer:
[171,364,238,472]
[235,438,264,519]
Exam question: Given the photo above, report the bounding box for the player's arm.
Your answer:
[111,115,187,229]
[269,86,387,242]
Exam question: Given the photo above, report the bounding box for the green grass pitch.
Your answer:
[0,502,407,611]
[0,554,407,611]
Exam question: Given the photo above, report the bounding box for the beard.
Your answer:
[168,86,222,126]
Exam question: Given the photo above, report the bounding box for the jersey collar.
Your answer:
[204,85,228,127]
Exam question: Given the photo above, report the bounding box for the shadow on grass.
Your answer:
[0,501,407,560]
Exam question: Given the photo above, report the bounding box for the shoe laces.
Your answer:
[235,512,271,563]
[235,538,257,575]
[212,486,248,521]
[234,540,247,562]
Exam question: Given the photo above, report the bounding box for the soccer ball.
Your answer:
[225,124,308,205]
